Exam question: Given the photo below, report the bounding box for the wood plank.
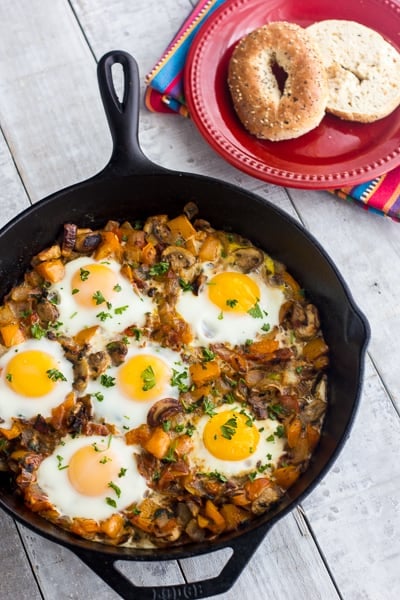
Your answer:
[302,356,400,600]
[0,129,31,226]
[0,0,111,203]
[0,513,42,600]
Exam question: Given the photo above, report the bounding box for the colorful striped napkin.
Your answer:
[145,0,400,222]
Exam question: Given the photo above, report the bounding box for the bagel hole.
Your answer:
[271,60,288,95]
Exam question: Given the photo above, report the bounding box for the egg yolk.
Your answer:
[5,350,59,397]
[70,263,119,308]
[118,354,171,401]
[207,272,260,313]
[203,410,260,461]
[68,444,120,496]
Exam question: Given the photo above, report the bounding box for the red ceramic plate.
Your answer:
[184,0,400,189]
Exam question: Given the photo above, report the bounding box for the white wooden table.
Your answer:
[0,1,399,599]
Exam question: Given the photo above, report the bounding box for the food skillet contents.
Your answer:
[0,204,328,547]
[228,19,400,141]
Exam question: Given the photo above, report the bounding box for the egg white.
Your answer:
[188,404,286,478]
[86,341,189,432]
[49,256,153,337]
[36,434,148,521]
[176,265,284,346]
[0,337,74,428]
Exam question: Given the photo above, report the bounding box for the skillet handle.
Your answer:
[97,50,161,176]
[71,525,269,600]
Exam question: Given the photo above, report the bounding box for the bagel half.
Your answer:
[307,19,400,122]
[227,21,328,141]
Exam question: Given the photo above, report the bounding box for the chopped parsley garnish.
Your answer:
[162,420,171,432]
[92,391,104,402]
[275,424,285,438]
[203,470,228,483]
[220,415,238,440]
[118,467,127,478]
[100,374,116,388]
[179,278,194,292]
[226,298,238,308]
[203,397,216,416]
[99,456,111,464]
[261,323,271,332]
[6,373,12,382]
[113,283,122,292]
[80,268,90,281]
[56,455,68,470]
[96,311,112,322]
[266,433,275,442]
[114,305,129,315]
[108,481,121,498]
[31,323,47,339]
[141,365,156,391]
[149,261,169,276]
[92,290,106,305]
[72,288,79,295]
[202,347,215,362]
[247,301,263,319]
[171,368,189,392]
[47,369,67,382]
[105,497,117,508]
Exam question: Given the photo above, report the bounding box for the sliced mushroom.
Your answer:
[251,485,280,516]
[231,246,264,273]
[36,298,60,325]
[88,351,111,378]
[74,231,102,254]
[185,518,206,542]
[144,214,172,244]
[73,358,89,392]
[291,303,320,340]
[161,246,198,280]
[106,340,128,366]
[302,397,327,424]
[183,202,199,221]
[147,398,183,428]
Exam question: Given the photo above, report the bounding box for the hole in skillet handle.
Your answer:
[96,50,163,177]
[71,524,270,599]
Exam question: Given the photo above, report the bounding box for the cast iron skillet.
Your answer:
[0,51,369,599]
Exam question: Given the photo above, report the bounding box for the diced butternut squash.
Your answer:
[174,434,194,457]
[189,360,221,387]
[198,235,222,261]
[74,325,99,345]
[286,417,302,448]
[70,518,99,537]
[35,258,65,283]
[141,242,157,265]
[273,465,300,489]
[143,426,171,459]
[303,337,329,362]
[93,231,122,260]
[0,323,26,347]
[244,477,271,501]
[204,499,226,533]
[306,424,320,452]
[167,214,196,242]
[246,338,279,358]
[281,270,302,300]
[0,422,21,440]
[36,244,61,262]
[0,303,16,327]
[219,503,249,531]
[100,513,125,538]
[125,423,152,446]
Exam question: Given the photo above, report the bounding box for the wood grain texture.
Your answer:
[0,0,398,599]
